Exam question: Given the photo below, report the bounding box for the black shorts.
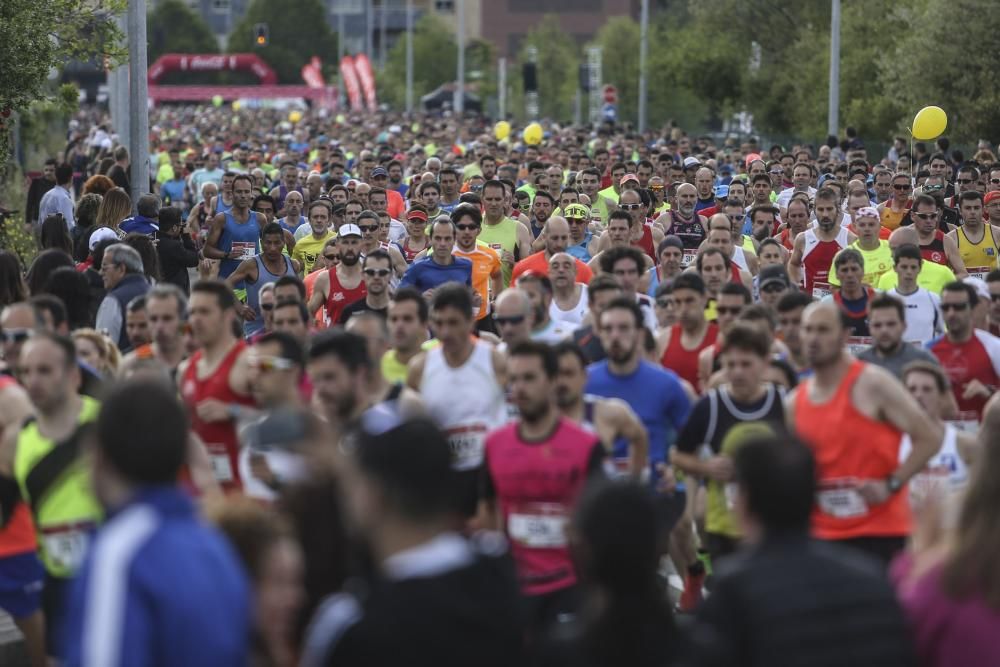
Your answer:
[704,532,740,564]
[523,585,581,638]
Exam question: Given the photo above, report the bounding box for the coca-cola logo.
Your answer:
[189,56,227,70]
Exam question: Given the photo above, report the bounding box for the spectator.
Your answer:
[72,193,103,261]
[94,187,132,236]
[42,266,94,330]
[38,213,74,255]
[95,243,149,350]
[25,158,57,225]
[25,248,74,296]
[120,193,161,236]
[71,327,121,376]
[0,249,27,307]
[124,232,162,284]
[38,163,76,228]
[156,206,199,292]
[81,174,115,197]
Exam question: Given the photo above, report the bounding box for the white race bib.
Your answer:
[812,281,832,300]
[232,241,257,260]
[207,443,234,483]
[967,266,992,282]
[41,525,91,572]
[846,336,873,356]
[817,478,868,518]
[446,424,487,471]
[682,249,698,268]
[508,503,569,549]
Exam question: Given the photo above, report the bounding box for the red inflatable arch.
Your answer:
[148,53,278,85]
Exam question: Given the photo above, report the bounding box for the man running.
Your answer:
[292,201,338,276]
[947,190,1000,281]
[827,207,894,288]
[178,281,256,491]
[657,272,718,392]
[909,194,967,276]
[204,173,260,290]
[789,187,856,298]
[884,244,945,346]
[337,250,393,324]
[451,203,503,328]
[788,301,943,565]
[381,288,429,385]
[122,284,189,374]
[399,218,474,295]
[308,224,366,327]
[408,285,507,517]
[858,294,940,379]
[548,252,588,326]
[225,222,299,338]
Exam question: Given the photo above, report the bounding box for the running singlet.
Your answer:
[632,224,656,260]
[325,268,366,327]
[245,255,296,337]
[928,330,1000,420]
[880,203,910,231]
[920,231,948,266]
[483,417,601,596]
[566,231,593,262]
[180,341,255,492]
[660,323,719,391]
[400,238,427,264]
[454,244,502,321]
[214,193,233,214]
[898,423,968,507]
[794,360,909,540]
[833,287,876,339]
[955,225,1000,279]
[668,214,705,267]
[801,227,849,297]
[478,218,520,287]
[0,378,35,559]
[218,210,260,284]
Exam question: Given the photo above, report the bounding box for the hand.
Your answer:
[962,379,993,401]
[703,456,733,482]
[422,288,435,302]
[240,304,256,321]
[195,398,231,423]
[654,462,677,494]
[501,250,516,265]
[471,291,483,308]
[227,249,243,260]
[199,258,218,278]
[855,479,891,506]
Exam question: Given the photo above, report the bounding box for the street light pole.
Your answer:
[127,0,149,206]
[453,0,466,113]
[638,0,649,132]
[405,0,414,112]
[828,0,841,138]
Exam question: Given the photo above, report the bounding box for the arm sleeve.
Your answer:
[95,297,122,345]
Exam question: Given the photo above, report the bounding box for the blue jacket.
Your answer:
[62,486,251,667]
[119,214,160,236]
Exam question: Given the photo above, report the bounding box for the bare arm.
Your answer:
[307,271,330,316]
[389,246,408,279]
[943,234,967,278]
[787,234,805,286]
[186,431,222,500]
[0,385,33,474]
[866,367,943,483]
[602,399,648,479]
[224,258,257,289]
[202,214,232,260]
[515,223,533,259]
[405,352,427,392]
[490,348,508,388]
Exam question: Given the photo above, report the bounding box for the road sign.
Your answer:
[602,102,617,122]
[603,84,617,105]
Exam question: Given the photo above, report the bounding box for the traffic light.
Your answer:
[522,63,537,92]
[254,23,269,47]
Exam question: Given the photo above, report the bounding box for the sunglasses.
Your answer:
[650,185,665,191]
[990,178,1000,184]
[249,355,295,372]
[493,314,526,326]
[913,212,937,220]
[956,178,975,185]
[655,298,672,308]
[923,184,943,192]
[940,302,970,312]
[1,329,31,344]
[364,268,391,277]
[260,303,275,311]
[358,225,378,232]
[323,253,340,262]
[620,203,642,211]
[761,283,787,293]
[455,223,480,231]
[893,184,912,191]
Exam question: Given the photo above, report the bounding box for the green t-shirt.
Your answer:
[876,261,956,294]
[478,217,520,287]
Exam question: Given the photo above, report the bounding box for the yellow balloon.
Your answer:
[288,110,303,124]
[494,120,511,141]
[523,122,543,146]
[231,100,241,111]
[912,106,947,141]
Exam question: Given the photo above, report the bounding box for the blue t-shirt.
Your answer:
[399,256,473,291]
[586,360,691,468]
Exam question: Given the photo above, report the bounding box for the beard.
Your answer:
[340,251,360,266]
[606,340,636,364]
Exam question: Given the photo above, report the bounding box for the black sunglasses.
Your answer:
[493,314,526,326]
[455,223,480,231]
[0,329,31,344]
[364,268,391,277]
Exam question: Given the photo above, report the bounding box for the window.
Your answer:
[211,0,230,13]
[435,0,455,11]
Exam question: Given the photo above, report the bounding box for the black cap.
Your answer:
[759,264,791,290]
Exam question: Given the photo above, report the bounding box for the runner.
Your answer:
[788,187,856,297]
[408,285,507,517]
[909,194,967,275]
[512,216,594,284]
[178,280,256,491]
[399,217,474,295]
[884,244,946,345]
[658,183,708,267]
[291,201,337,277]
[646,236,685,298]
[356,210,408,279]
[121,284,189,373]
[548,252,588,326]
[451,203,503,327]
[203,174,260,289]
[827,206,894,288]
[553,341,648,478]
[570,275,625,363]
[479,180,533,287]
[381,288,429,384]
[515,272,574,344]
[656,272,718,391]
[399,206,430,263]
[480,340,604,633]
[225,222,299,338]
[857,293,940,379]
[824,248,877,346]
[947,190,1000,280]
[209,171,235,216]
[788,300,943,565]
[308,224,365,327]
[562,203,596,262]
[776,291,814,377]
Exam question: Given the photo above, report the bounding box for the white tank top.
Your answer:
[801,227,849,262]
[731,246,749,271]
[888,287,943,345]
[420,341,507,471]
[899,423,969,506]
[549,286,589,326]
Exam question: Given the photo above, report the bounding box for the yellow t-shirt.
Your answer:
[828,240,894,288]
[381,350,410,385]
[291,231,336,275]
[876,261,956,294]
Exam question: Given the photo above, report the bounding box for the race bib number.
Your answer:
[232,241,257,260]
[41,524,91,572]
[508,503,569,549]
[446,424,487,471]
[948,415,979,434]
[846,336,873,356]
[967,266,992,281]
[817,478,868,518]
[207,443,235,483]
[682,249,698,268]
[812,281,832,300]
[603,457,632,480]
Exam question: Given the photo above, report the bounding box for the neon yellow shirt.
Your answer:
[876,261,956,294]
[828,240,894,287]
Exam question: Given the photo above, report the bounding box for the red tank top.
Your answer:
[401,238,426,263]
[730,264,743,284]
[180,341,255,492]
[325,267,366,327]
[661,323,719,391]
[632,224,656,260]
[0,376,36,557]
[803,233,847,293]
[919,231,948,265]
[484,418,598,596]
[794,360,910,540]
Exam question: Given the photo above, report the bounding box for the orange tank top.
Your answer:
[794,360,910,540]
[0,376,36,557]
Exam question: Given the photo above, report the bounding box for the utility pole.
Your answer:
[405,0,414,112]
[111,13,129,150]
[379,0,388,70]
[828,0,841,138]
[638,0,649,132]
[453,0,466,113]
[127,0,149,206]
[498,57,507,119]
[337,11,346,110]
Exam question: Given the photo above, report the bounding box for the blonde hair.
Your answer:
[95,187,132,231]
[72,328,121,376]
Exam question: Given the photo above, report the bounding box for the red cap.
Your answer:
[985,191,1000,206]
[406,209,428,222]
[619,173,639,186]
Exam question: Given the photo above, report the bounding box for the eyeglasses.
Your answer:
[940,302,970,312]
[956,178,975,185]
[260,302,276,312]
[761,283,787,293]
[619,203,642,211]
[913,212,937,220]
[323,253,340,262]
[493,314,526,326]
[364,268,391,277]
[249,355,295,372]
[893,184,912,191]
[0,329,31,344]
[455,223,480,231]
[990,179,1000,184]
[923,184,943,192]
[358,225,378,232]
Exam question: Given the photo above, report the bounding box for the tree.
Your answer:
[227,0,337,84]
[0,0,124,162]
[379,14,457,110]
[520,16,580,122]
[147,0,219,85]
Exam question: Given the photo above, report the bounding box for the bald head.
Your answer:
[708,213,732,233]
[544,216,572,255]
[889,226,920,249]
[676,182,697,197]
[495,288,532,316]
[802,300,848,369]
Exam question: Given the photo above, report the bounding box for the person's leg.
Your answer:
[13,610,47,667]
[41,574,68,658]
[0,552,46,667]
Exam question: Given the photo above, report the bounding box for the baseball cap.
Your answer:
[984,191,1000,206]
[339,223,362,238]
[89,227,119,252]
[683,156,701,170]
[720,164,734,175]
[714,184,730,199]
[563,203,590,219]
[745,153,762,166]
[759,264,791,290]
[370,167,388,178]
[963,276,990,302]
[620,173,640,186]
[406,209,428,222]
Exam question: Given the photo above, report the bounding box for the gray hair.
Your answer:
[146,283,188,318]
[104,243,144,274]
[136,193,161,219]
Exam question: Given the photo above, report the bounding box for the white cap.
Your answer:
[89,227,120,251]
[963,276,990,302]
[338,223,362,238]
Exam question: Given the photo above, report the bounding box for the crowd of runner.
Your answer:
[2,105,1000,666]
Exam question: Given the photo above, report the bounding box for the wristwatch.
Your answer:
[886,474,903,494]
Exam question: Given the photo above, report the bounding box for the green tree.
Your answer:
[379,14,457,110]
[520,16,580,122]
[0,0,124,163]
[227,0,337,84]
[147,0,220,85]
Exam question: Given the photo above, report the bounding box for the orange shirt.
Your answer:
[879,201,911,231]
[454,243,502,320]
[304,267,325,324]
[511,250,594,285]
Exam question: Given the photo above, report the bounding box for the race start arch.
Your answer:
[148,53,278,86]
